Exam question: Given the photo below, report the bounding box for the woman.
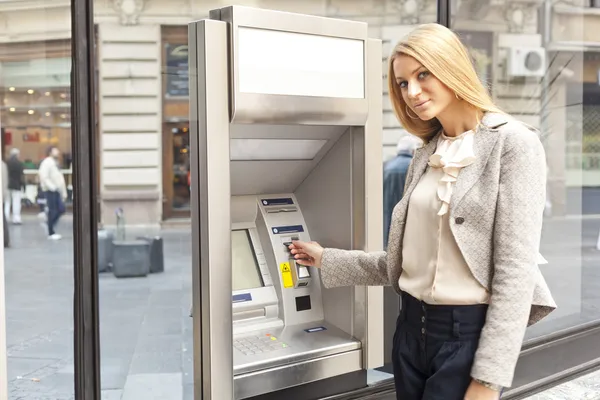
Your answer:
[289,24,556,400]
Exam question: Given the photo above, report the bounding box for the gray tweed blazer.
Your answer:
[320,112,557,388]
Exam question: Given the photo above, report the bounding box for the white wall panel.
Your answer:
[496,97,540,115]
[102,97,158,114]
[383,128,409,146]
[100,24,160,42]
[103,150,160,168]
[383,110,400,128]
[103,168,160,186]
[102,115,160,132]
[102,43,159,61]
[102,79,159,97]
[102,134,159,150]
[102,62,158,78]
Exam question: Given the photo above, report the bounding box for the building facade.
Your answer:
[1,0,599,226]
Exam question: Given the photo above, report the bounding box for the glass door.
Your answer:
[0,0,101,398]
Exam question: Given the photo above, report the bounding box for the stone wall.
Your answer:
[2,0,598,222]
[97,23,163,227]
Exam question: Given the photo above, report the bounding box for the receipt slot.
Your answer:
[189,6,384,400]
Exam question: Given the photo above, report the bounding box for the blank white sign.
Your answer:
[237,27,364,99]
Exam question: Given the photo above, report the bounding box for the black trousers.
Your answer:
[392,292,489,400]
[45,191,64,236]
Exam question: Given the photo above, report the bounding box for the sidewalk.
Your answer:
[523,368,600,400]
[4,215,194,399]
[3,214,600,399]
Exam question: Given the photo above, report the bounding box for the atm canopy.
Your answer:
[209,5,369,126]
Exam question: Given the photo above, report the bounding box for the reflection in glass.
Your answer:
[170,124,190,212]
[451,0,600,339]
[1,14,74,400]
[232,230,264,291]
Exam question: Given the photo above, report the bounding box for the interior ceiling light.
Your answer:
[28,110,34,114]
[27,89,34,94]
[9,87,15,92]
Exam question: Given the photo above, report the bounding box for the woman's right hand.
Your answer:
[288,240,324,268]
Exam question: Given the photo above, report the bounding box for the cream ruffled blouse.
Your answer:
[426,129,548,265]
[427,130,476,216]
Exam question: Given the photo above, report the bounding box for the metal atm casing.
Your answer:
[189,6,384,399]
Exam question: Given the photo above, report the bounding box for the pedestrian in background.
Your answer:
[5,148,24,224]
[2,160,10,247]
[383,135,420,248]
[38,146,67,240]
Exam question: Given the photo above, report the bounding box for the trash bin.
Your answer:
[98,229,114,273]
[112,240,150,278]
[137,236,164,273]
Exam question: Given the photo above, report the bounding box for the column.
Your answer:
[98,23,162,228]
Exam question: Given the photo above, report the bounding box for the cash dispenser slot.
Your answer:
[282,236,311,289]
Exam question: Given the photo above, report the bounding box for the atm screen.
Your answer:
[232,230,265,291]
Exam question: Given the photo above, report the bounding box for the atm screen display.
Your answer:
[232,230,264,291]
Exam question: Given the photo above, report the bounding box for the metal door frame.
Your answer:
[72,0,101,398]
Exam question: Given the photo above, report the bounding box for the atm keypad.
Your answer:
[234,334,290,355]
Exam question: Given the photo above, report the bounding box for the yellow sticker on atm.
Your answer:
[280,262,293,288]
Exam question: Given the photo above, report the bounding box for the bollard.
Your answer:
[115,207,125,241]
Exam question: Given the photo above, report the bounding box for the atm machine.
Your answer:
[189,6,384,399]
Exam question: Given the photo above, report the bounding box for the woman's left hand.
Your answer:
[464,380,501,400]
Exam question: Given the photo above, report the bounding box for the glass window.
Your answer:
[0,5,74,399]
[377,2,438,380]
[451,0,599,340]
[92,1,437,397]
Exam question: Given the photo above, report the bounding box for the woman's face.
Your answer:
[392,54,456,121]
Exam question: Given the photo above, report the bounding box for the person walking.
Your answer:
[38,146,67,240]
[383,135,420,248]
[2,160,10,247]
[5,148,24,224]
[289,23,556,400]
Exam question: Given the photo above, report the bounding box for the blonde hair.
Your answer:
[387,23,504,143]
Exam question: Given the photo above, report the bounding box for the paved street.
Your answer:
[3,213,600,399]
[4,215,194,399]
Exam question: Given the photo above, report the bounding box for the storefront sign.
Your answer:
[23,132,40,142]
[165,44,189,97]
